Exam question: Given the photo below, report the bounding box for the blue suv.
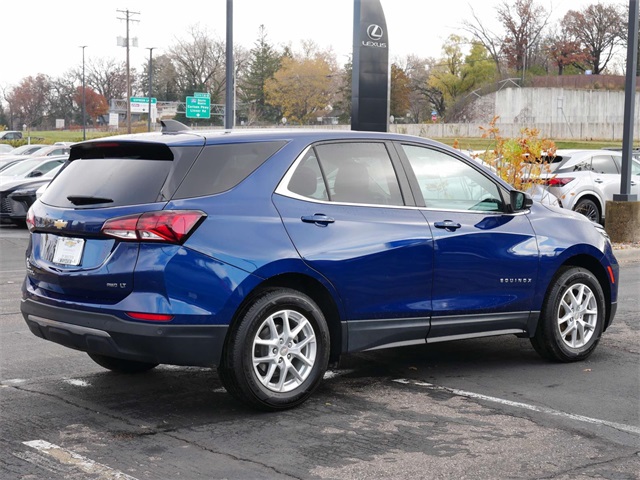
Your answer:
[21,125,619,410]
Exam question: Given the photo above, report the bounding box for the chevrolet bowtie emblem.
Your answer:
[53,219,68,229]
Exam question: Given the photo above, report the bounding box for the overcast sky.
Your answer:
[4,0,619,88]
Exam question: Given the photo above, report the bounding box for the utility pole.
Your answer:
[80,45,87,141]
[117,9,139,134]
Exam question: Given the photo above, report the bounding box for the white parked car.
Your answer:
[0,155,67,186]
[539,150,640,224]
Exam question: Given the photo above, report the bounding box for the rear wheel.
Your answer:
[219,288,330,411]
[573,198,601,224]
[87,353,158,373]
[531,267,605,362]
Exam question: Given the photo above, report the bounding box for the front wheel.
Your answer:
[219,288,330,411]
[531,267,605,362]
[88,353,159,373]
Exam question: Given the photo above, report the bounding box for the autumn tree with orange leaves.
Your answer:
[73,87,109,126]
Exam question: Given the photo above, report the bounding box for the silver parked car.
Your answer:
[539,150,640,224]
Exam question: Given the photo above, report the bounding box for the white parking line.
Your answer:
[393,378,640,436]
[63,379,91,387]
[23,440,139,480]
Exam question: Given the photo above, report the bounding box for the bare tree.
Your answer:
[47,74,77,128]
[397,54,433,123]
[497,0,552,73]
[83,58,129,103]
[463,0,552,76]
[563,3,627,74]
[169,26,226,102]
[462,6,505,76]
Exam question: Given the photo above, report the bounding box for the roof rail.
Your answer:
[160,120,192,133]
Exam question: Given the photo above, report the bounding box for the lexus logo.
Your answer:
[366,24,384,41]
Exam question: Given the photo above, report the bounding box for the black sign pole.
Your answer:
[351,0,389,132]
[615,0,639,202]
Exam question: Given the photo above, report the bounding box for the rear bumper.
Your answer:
[21,298,228,367]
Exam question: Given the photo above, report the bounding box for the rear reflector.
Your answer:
[607,266,615,284]
[102,210,206,244]
[126,312,174,322]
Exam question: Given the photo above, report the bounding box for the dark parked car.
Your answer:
[21,127,619,411]
[0,165,62,225]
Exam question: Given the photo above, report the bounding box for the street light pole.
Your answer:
[146,47,155,132]
[80,45,87,140]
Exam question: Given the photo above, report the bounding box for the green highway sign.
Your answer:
[186,95,211,119]
[130,97,157,104]
[130,97,157,113]
[194,92,210,98]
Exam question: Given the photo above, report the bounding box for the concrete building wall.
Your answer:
[387,87,639,140]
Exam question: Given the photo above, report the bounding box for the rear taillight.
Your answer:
[102,210,206,244]
[546,177,574,187]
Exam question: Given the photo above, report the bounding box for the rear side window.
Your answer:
[173,141,286,199]
[41,142,201,208]
[315,142,404,206]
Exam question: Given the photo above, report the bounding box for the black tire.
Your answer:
[573,198,601,224]
[531,267,605,362]
[87,353,158,373]
[218,288,330,411]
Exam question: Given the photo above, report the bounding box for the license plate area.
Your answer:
[52,237,85,266]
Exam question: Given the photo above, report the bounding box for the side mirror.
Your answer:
[29,170,43,178]
[509,190,533,213]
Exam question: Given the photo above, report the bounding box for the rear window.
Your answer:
[172,141,286,199]
[41,142,201,208]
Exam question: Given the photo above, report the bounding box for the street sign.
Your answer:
[186,95,211,119]
[130,96,157,104]
[194,92,210,98]
[130,97,157,113]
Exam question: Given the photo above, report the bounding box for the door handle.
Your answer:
[434,220,461,231]
[301,214,335,226]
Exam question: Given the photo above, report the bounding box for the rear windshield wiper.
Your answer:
[67,195,114,205]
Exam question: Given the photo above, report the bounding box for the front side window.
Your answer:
[402,145,503,212]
